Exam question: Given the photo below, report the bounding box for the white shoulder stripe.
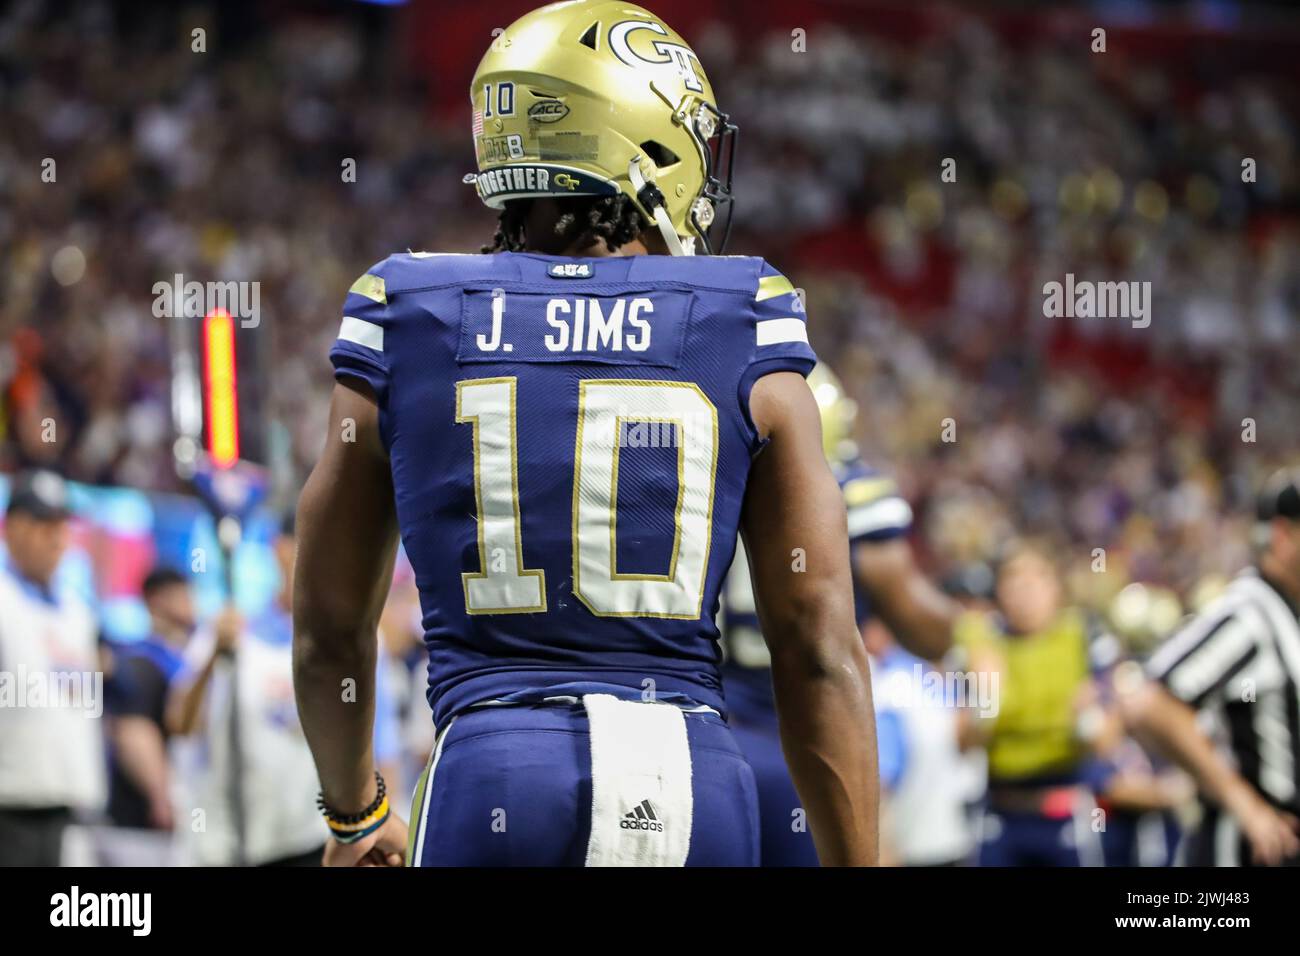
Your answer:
[338,315,383,352]
[847,497,914,538]
[756,317,808,346]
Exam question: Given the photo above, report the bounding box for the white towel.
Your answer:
[583,694,693,867]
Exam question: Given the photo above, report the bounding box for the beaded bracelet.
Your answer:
[318,771,389,843]
[327,796,391,845]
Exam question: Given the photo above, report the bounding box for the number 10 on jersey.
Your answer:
[455,377,719,619]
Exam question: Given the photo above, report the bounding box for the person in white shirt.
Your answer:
[868,623,975,866]
[0,470,106,866]
[165,511,403,867]
[166,513,328,866]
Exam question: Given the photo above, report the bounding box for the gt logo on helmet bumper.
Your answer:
[467,165,619,205]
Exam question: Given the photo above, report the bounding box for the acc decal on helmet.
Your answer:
[466,0,737,255]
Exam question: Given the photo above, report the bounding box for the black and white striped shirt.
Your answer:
[1146,569,1300,814]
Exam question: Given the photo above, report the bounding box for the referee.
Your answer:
[1126,468,1300,865]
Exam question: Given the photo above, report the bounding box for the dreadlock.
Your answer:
[482,194,649,254]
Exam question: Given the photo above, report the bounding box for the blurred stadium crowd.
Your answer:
[1,0,1298,865]
[4,1,1297,600]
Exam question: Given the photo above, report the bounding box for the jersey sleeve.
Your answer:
[841,472,913,544]
[329,258,394,403]
[737,260,819,447]
[741,260,817,381]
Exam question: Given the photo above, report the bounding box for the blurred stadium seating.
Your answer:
[3,0,1296,610]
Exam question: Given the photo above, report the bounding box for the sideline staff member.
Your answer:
[0,470,105,866]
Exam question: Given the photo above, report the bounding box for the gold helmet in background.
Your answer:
[807,363,859,464]
[1107,582,1184,656]
[467,0,736,255]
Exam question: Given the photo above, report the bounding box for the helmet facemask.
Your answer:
[688,99,738,255]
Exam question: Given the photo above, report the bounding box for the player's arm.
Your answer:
[111,715,174,829]
[164,606,241,737]
[1099,767,1191,814]
[164,652,216,737]
[854,538,957,661]
[1121,680,1300,865]
[743,372,879,866]
[292,380,405,866]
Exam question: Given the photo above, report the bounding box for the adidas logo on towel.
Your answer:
[620,799,664,833]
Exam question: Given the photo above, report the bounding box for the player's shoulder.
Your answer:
[347,251,798,298]
[837,457,913,541]
[835,458,894,500]
[623,253,784,293]
[347,251,518,302]
[661,255,802,308]
[659,256,810,366]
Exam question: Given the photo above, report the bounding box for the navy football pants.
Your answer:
[729,718,820,866]
[978,808,1102,866]
[408,703,760,866]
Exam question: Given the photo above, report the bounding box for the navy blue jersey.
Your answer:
[719,461,912,716]
[329,251,815,727]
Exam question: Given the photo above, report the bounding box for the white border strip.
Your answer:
[411,716,456,866]
[756,318,807,346]
[338,316,384,352]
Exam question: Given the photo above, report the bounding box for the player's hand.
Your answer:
[1233,794,1300,865]
[213,607,243,655]
[322,813,409,867]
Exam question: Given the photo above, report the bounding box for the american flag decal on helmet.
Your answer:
[472,109,483,136]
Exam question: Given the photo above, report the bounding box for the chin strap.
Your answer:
[629,157,691,256]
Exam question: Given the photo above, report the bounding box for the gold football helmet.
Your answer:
[807,363,859,464]
[467,0,737,255]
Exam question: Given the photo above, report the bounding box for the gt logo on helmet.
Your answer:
[553,173,580,190]
[609,20,704,93]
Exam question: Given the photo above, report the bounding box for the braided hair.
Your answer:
[482,194,648,254]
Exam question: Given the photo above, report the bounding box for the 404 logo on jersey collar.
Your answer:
[549,263,593,279]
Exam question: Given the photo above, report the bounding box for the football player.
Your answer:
[721,364,960,865]
[292,1,877,867]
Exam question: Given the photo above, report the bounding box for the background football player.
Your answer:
[291,0,878,867]
[720,363,961,865]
